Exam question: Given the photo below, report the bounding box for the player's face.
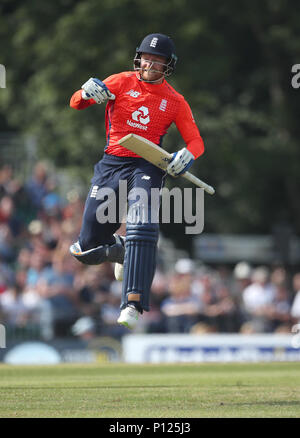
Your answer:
[140,53,167,83]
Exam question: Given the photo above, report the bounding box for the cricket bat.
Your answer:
[118,133,215,195]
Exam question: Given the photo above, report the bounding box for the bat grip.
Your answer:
[183,171,215,195]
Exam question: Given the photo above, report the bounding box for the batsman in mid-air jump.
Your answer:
[69,33,205,329]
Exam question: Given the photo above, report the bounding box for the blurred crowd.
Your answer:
[0,162,300,342]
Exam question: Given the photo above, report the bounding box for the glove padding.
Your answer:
[81,78,115,104]
[167,148,194,177]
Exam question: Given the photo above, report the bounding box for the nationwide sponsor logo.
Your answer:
[132,106,150,125]
[127,119,148,131]
[127,106,150,130]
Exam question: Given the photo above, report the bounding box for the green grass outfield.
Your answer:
[0,362,299,418]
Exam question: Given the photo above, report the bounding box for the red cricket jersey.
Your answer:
[70,71,204,159]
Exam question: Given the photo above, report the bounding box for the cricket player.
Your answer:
[69,33,205,329]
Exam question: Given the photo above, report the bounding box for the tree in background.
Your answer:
[0,0,300,251]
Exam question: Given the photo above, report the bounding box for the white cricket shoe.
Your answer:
[117,305,139,330]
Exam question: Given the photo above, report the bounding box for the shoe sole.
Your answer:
[118,321,132,329]
[117,319,137,329]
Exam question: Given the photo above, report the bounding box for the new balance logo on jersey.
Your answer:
[127,106,150,131]
[150,37,158,48]
[90,185,98,198]
[126,89,141,98]
[159,99,167,112]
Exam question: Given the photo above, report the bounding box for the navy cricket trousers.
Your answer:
[79,153,166,251]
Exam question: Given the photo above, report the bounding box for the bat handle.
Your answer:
[183,171,215,195]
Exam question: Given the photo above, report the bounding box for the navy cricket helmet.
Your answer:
[134,33,177,77]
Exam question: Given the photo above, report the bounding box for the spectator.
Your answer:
[35,252,80,338]
[41,177,64,219]
[200,282,238,332]
[73,265,107,318]
[144,270,170,333]
[26,250,48,288]
[160,262,201,333]
[268,285,292,333]
[0,285,31,328]
[25,161,49,211]
[0,165,15,197]
[0,256,15,292]
[99,280,128,338]
[266,267,292,332]
[1,163,300,340]
[291,273,300,323]
[71,316,96,341]
[232,261,253,301]
[241,266,275,333]
[0,222,16,263]
[0,195,23,237]
[0,269,41,330]
[16,247,32,271]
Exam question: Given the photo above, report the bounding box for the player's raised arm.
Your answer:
[70,77,115,110]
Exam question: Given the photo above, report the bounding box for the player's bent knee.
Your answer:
[126,222,159,242]
[70,240,124,265]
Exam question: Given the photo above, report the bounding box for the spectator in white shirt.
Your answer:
[291,273,300,323]
[241,266,275,333]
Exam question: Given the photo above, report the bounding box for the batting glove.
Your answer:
[167,148,195,177]
[81,78,115,104]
